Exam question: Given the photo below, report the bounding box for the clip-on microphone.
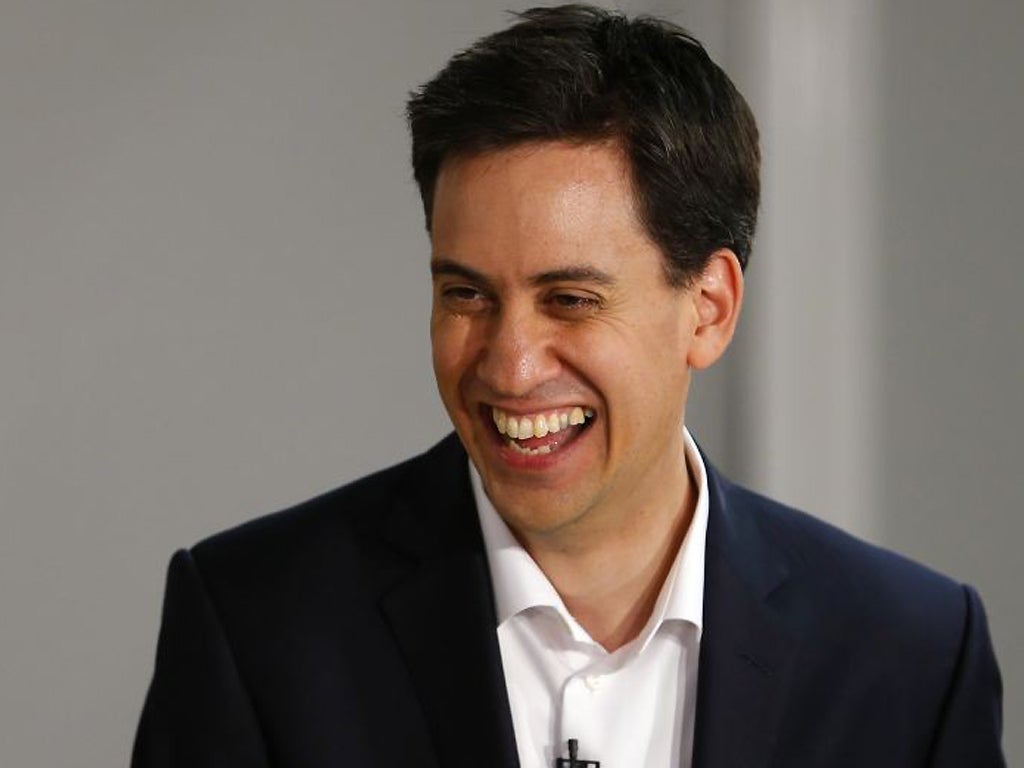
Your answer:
[555,738,600,767]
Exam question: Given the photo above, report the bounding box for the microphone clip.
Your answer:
[555,738,600,767]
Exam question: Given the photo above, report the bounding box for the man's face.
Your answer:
[429,141,701,541]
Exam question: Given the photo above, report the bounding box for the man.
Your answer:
[132,6,1004,767]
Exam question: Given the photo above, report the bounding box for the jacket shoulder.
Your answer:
[707,472,1003,763]
[715,473,969,636]
[188,433,467,586]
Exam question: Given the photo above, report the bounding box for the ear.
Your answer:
[685,248,744,370]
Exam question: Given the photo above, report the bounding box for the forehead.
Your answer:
[430,141,655,279]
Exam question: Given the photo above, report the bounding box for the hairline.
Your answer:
[425,135,703,290]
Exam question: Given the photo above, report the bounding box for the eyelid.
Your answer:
[438,282,493,310]
[439,280,484,296]
[443,284,480,296]
[546,288,603,310]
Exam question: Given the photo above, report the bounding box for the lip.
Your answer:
[483,401,597,417]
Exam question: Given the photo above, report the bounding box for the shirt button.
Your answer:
[584,674,603,691]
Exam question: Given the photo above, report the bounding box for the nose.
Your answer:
[475,305,560,398]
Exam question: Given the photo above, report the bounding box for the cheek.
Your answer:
[567,317,689,417]
[564,316,678,385]
[430,318,475,398]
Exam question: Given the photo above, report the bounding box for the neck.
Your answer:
[517,452,696,652]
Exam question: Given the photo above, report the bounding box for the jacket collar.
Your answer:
[377,434,520,768]
[691,461,799,768]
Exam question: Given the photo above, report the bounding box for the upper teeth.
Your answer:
[491,406,594,439]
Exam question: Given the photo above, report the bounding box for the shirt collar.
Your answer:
[472,427,708,641]
[472,464,568,623]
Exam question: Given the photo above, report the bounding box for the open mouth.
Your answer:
[486,405,596,457]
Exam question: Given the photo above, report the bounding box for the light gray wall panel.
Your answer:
[878,1,1024,760]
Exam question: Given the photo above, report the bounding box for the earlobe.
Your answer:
[686,249,744,370]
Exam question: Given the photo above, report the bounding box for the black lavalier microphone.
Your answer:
[555,738,600,767]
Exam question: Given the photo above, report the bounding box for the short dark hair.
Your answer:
[406,4,760,286]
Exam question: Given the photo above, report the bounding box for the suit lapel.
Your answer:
[377,435,520,768]
[692,464,798,768]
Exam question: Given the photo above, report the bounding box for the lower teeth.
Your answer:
[507,439,554,456]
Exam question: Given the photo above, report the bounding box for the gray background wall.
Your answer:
[2,1,1020,765]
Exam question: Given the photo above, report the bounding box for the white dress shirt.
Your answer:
[471,428,709,768]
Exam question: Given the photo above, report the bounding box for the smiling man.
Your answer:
[133,6,1004,768]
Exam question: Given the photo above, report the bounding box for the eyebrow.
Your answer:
[430,259,494,290]
[530,266,616,287]
[430,258,616,288]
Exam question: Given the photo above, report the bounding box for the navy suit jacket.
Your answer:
[132,434,1004,767]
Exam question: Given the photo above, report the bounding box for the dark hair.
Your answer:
[406,4,760,285]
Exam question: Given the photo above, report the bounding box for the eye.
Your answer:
[438,284,489,313]
[547,291,601,315]
[444,285,481,301]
